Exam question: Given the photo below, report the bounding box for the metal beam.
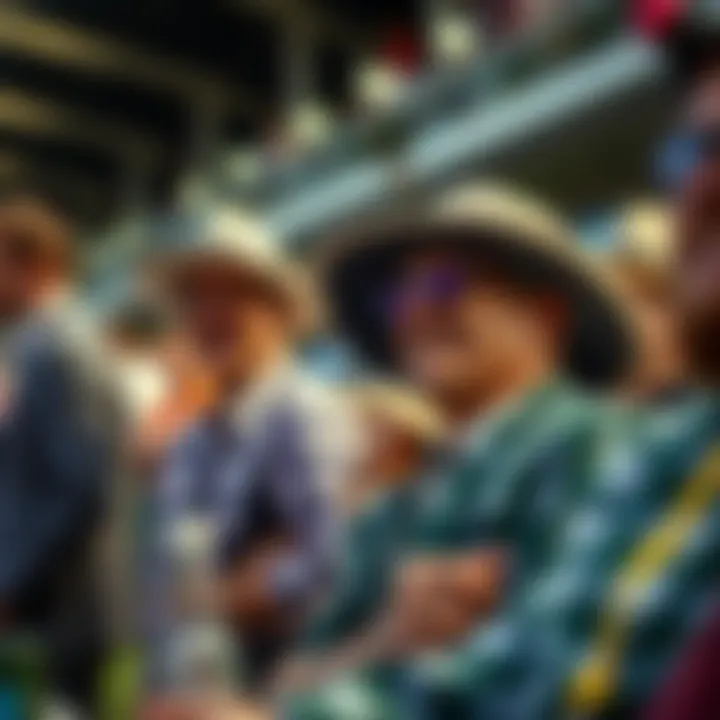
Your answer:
[228,0,367,51]
[0,152,26,181]
[0,89,155,164]
[0,149,115,219]
[0,8,260,117]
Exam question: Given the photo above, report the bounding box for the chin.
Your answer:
[416,372,478,408]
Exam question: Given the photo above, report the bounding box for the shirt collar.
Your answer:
[451,394,520,454]
[450,377,562,456]
[0,290,83,355]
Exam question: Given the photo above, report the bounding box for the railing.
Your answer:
[218,0,630,209]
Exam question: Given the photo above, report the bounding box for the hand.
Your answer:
[220,538,293,630]
[385,555,462,652]
[141,695,197,720]
[272,658,321,695]
[388,548,509,651]
[142,694,270,720]
[445,548,508,614]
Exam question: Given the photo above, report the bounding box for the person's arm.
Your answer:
[397,411,646,719]
[220,402,345,627]
[0,347,114,607]
[270,491,405,700]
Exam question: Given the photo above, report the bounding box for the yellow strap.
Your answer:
[567,445,720,713]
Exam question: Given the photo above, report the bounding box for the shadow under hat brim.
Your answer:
[323,219,636,388]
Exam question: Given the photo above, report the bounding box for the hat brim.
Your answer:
[148,246,320,337]
[323,219,635,388]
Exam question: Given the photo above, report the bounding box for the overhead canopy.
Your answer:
[268,37,672,249]
[0,0,416,230]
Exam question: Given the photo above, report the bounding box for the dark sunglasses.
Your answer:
[657,125,720,193]
[382,265,473,323]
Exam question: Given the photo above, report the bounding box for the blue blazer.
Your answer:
[0,308,122,651]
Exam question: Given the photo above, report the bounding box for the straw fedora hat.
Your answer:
[348,381,447,446]
[610,201,674,294]
[320,183,636,387]
[149,209,319,336]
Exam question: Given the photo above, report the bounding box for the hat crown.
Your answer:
[203,209,280,261]
[436,183,576,250]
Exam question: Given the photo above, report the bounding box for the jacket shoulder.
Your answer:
[18,306,120,405]
[269,372,361,457]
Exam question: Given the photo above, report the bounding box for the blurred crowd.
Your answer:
[1,7,720,720]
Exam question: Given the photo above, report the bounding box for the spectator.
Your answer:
[0,195,123,715]
[400,20,720,719]
[342,382,446,513]
[279,183,635,720]
[143,209,354,715]
[642,12,720,720]
[267,384,444,708]
[609,202,687,404]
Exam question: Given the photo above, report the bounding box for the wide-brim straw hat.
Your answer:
[320,184,636,388]
[148,209,319,336]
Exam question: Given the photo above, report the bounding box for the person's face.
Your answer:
[170,260,288,383]
[675,66,720,381]
[0,210,53,323]
[388,251,563,403]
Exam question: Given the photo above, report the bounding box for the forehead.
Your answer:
[396,248,516,289]
[399,248,475,274]
[686,64,720,125]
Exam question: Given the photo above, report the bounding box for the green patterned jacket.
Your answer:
[404,393,720,720]
[284,380,632,720]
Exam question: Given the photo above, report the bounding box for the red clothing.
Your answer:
[633,0,685,37]
[644,606,720,720]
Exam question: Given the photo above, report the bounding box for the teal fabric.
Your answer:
[284,381,632,720]
[405,393,720,719]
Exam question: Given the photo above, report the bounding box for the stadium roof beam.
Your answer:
[0,89,155,165]
[0,152,27,182]
[228,0,367,51]
[0,7,262,120]
[0,149,118,222]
